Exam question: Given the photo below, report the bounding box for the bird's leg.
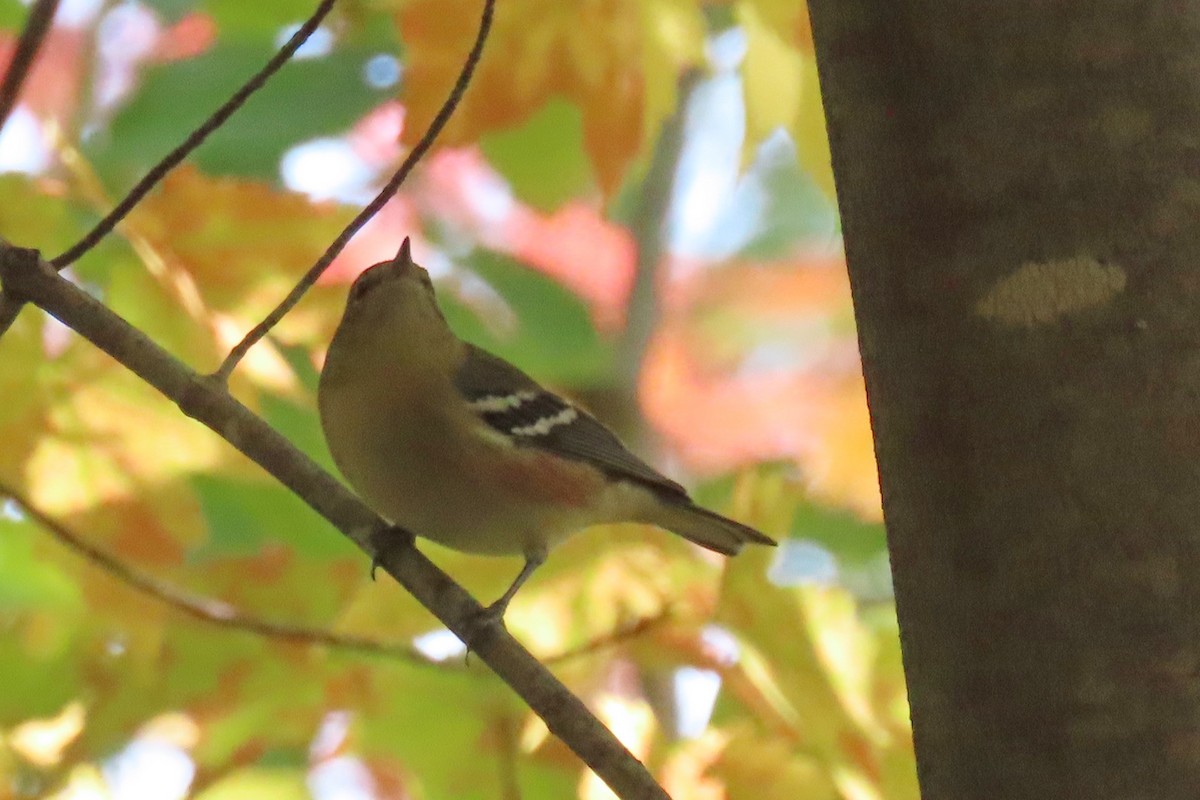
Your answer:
[476,549,546,627]
[368,524,416,580]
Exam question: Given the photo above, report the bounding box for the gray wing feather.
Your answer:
[455,345,688,499]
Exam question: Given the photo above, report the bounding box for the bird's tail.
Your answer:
[648,501,776,556]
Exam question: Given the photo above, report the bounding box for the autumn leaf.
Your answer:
[641,256,882,519]
[393,0,705,194]
[0,312,221,566]
[736,0,833,199]
[126,166,355,391]
[0,0,915,793]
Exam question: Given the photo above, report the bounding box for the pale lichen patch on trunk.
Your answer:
[976,257,1127,326]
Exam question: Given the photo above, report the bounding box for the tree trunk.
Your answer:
[807,2,1200,797]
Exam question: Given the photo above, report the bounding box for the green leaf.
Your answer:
[0,174,85,254]
[140,0,200,23]
[0,639,81,722]
[101,251,218,367]
[788,502,892,600]
[444,249,613,387]
[197,0,401,47]
[92,42,394,183]
[190,473,356,558]
[737,139,839,261]
[479,98,595,211]
[274,341,323,395]
[0,518,81,611]
[195,767,311,800]
[355,663,528,800]
[0,0,30,31]
[199,0,321,33]
[789,502,885,566]
[260,392,334,471]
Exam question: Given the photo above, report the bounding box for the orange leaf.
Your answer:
[127,166,355,390]
[642,256,882,519]
[396,0,704,194]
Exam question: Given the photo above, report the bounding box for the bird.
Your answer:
[318,238,776,624]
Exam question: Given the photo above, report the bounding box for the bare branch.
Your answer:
[0,0,61,340]
[214,0,496,383]
[544,609,674,666]
[0,0,59,132]
[0,474,669,671]
[49,0,339,270]
[0,478,440,665]
[615,69,701,400]
[0,246,671,800]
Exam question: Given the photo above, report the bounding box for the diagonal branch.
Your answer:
[50,0,339,270]
[0,0,59,132]
[214,0,495,383]
[0,246,670,800]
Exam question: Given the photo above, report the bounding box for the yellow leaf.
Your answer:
[0,313,217,565]
[738,0,814,52]
[737,1,835,199]
[716,556,910,793]
[800,587,887,743]
[0,312,52,483]
[714,723,839,800]
[24,367,219,562]
[638,0,706,146]
[9,701,86,767]
[128,166,354,373]
[795,55,837,201]
[396,0,705,194]
[739,1,803,148]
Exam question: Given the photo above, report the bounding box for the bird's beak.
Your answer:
[393,237,414,270]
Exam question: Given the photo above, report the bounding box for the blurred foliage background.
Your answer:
[0,0,917,797]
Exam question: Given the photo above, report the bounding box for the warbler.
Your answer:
[318,239,775,621]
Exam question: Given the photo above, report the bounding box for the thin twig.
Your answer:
[0,478,437,665]
[0,0,59,132]
[497,713,523,800]
[1,475,669,669]
[0,0,61,339]
[0,239,670,800]
[544,609,674,666]
[213,0,496,383]
[616,69,702,398]
[578,70,700,448]
[50,0,339,270]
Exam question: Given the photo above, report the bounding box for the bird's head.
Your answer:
[331,237,455,360]
[347,237,440,311]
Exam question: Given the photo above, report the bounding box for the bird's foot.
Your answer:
[472,597,511,629]
[459,552,543,660]
[460,598,511,664]
[368,524,416,581]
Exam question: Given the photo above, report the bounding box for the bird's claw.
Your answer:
[367,525,415,581]
[473,600,509,630]
[461,601,509,665]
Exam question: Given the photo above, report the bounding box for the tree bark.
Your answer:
[808,2,1200,797]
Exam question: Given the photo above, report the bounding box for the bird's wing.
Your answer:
[455,345,688,500]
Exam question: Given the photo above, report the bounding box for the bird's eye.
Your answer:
[349,265,386,301]
[349,277,371,301]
